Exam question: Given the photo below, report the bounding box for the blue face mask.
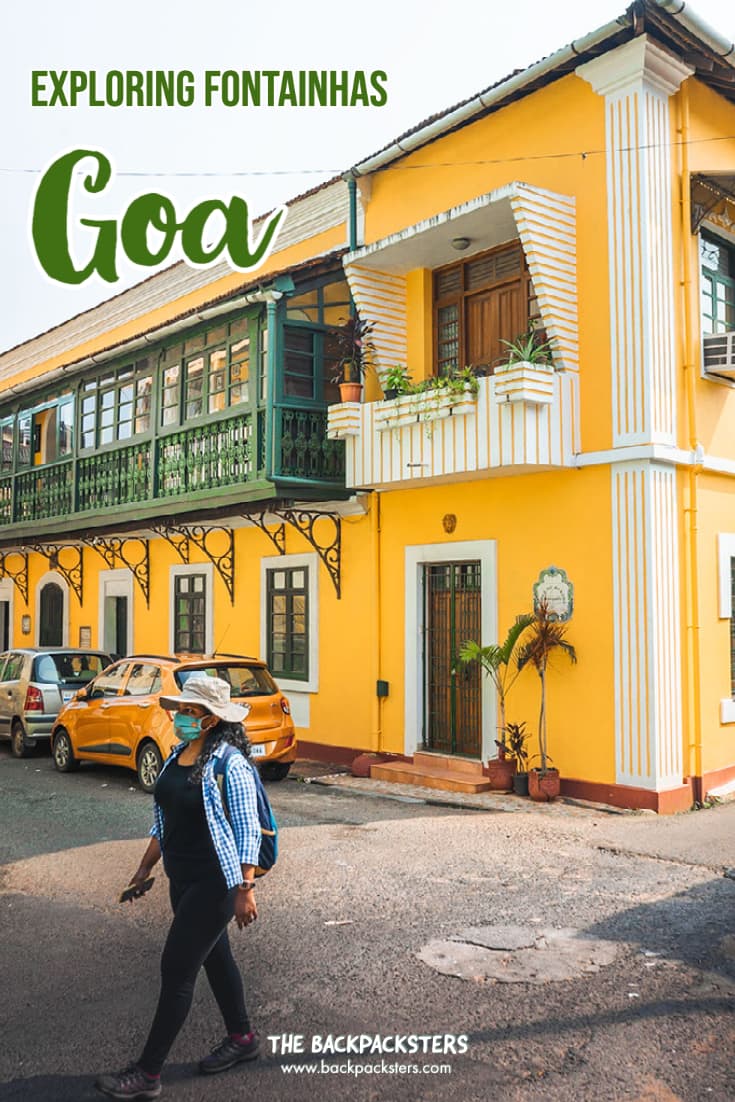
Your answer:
[174,712,205,741]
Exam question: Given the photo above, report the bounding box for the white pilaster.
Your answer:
[577,37,692,447]
[611,461,682,790]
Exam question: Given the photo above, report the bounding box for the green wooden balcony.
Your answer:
[0,406,345,540]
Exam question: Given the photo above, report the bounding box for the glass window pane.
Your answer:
[186,357,204,419]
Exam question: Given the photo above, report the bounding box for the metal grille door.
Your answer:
[423,562,482,756]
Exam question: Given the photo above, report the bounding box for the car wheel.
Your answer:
[11,721,32,759]
[52,729,80,772]
[259,761,291,782]
[137,742,163,793]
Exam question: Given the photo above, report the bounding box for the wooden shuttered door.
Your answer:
[433,241,530,375]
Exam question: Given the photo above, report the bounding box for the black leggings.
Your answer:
[138,875,250,1075]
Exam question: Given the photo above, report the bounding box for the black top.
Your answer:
[154,761,221,882]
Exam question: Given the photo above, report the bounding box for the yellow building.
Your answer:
[2,1,734,811]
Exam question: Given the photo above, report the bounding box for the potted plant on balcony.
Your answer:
[494,326,559,405]
[331,315,377,403]
[458,613,534,791]
[516,601,577,801]
[381,364,412,400]
[505,720,532,796]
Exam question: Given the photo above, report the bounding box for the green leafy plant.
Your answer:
[458,614,534,747]
[498,327,558,369]
[411,366,479,397]
[516,601,577,774]
[330,315,377,384]
[382,364,412,395]
[505,720,531,773]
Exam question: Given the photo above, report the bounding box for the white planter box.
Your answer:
[375,384,477,431]
[493,363,555,405]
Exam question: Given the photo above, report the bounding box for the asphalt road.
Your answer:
[0,746,733,1102]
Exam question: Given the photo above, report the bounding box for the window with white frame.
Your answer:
[260,552,318,694]
[170,564,214,656]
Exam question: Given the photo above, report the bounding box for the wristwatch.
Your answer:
[237,881,255,892]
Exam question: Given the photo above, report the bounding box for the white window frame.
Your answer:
[718,533,735,723]
[405,540,497,760]
[169,563,214,655]
[98,568,134,656]
[35,571,69,647]
[260,552,319,694]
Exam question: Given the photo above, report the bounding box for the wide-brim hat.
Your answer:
[159,672,249,723]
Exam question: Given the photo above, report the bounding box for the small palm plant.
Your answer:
[458,614,534,749]
[516,601,577,774]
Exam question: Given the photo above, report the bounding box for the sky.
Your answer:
[3,0,734,354]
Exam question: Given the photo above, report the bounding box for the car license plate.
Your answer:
[250,744,266,757]
[61,690,75,703]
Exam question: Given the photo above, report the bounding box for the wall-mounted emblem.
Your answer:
[533,565,573,621]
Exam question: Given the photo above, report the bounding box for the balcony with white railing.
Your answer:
[327,369,578,491]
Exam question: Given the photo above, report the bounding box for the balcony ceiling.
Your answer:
[347,186,518,275]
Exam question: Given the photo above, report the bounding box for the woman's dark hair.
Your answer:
[187,719,252,786]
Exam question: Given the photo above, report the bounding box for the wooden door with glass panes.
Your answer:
[422,562,482,757]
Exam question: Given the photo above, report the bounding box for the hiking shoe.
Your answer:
[199,1033,260,1074]
[95,1065,162,1100]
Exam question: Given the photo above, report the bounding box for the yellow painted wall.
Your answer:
[361,73,613,454]
[693,475,735,774]
[680,79,735,461]
[11,511,377,753]
[375,467,616,785]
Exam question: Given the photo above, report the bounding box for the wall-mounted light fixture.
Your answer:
[451,236,471,251]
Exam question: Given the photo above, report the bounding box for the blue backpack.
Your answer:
[213,744,278,877]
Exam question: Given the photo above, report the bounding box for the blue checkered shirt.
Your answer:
[150,741,261,888]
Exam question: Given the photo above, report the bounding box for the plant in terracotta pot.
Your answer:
[516,601,577,801]
[458,614,534,791]
[505,720,532,796]
[331,314,377,402]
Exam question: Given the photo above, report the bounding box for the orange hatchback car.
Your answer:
[51,654,297,791]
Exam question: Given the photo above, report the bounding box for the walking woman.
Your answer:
[96,674,262,1100]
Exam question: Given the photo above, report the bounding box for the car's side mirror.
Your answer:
[89,687,105,700]
[75,687,88,701]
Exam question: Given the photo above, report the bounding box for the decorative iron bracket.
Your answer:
[279,509,342,598]
[0,551,29,604]
[151,525,190,564]
[29,543,84,604]
[245,512,286,556]
[154,525,235,605]
[84,537,151,607]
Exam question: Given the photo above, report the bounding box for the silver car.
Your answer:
[0,648,113,757]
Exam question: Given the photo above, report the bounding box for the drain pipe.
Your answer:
[678,81,704,802]
[371,492,384,753]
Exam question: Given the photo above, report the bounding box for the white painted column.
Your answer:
[611,461,682,790]
[579,39,691,791]
[578,37,692,447]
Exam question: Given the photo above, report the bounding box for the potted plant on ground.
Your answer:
[331,314,377,403]
[458,614,534,791]
[494,326,560,405]
[381,364,412,400]
[516,600,577,801]
[505,720,531,796]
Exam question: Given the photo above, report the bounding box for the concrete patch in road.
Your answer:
[418,925,620,984]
